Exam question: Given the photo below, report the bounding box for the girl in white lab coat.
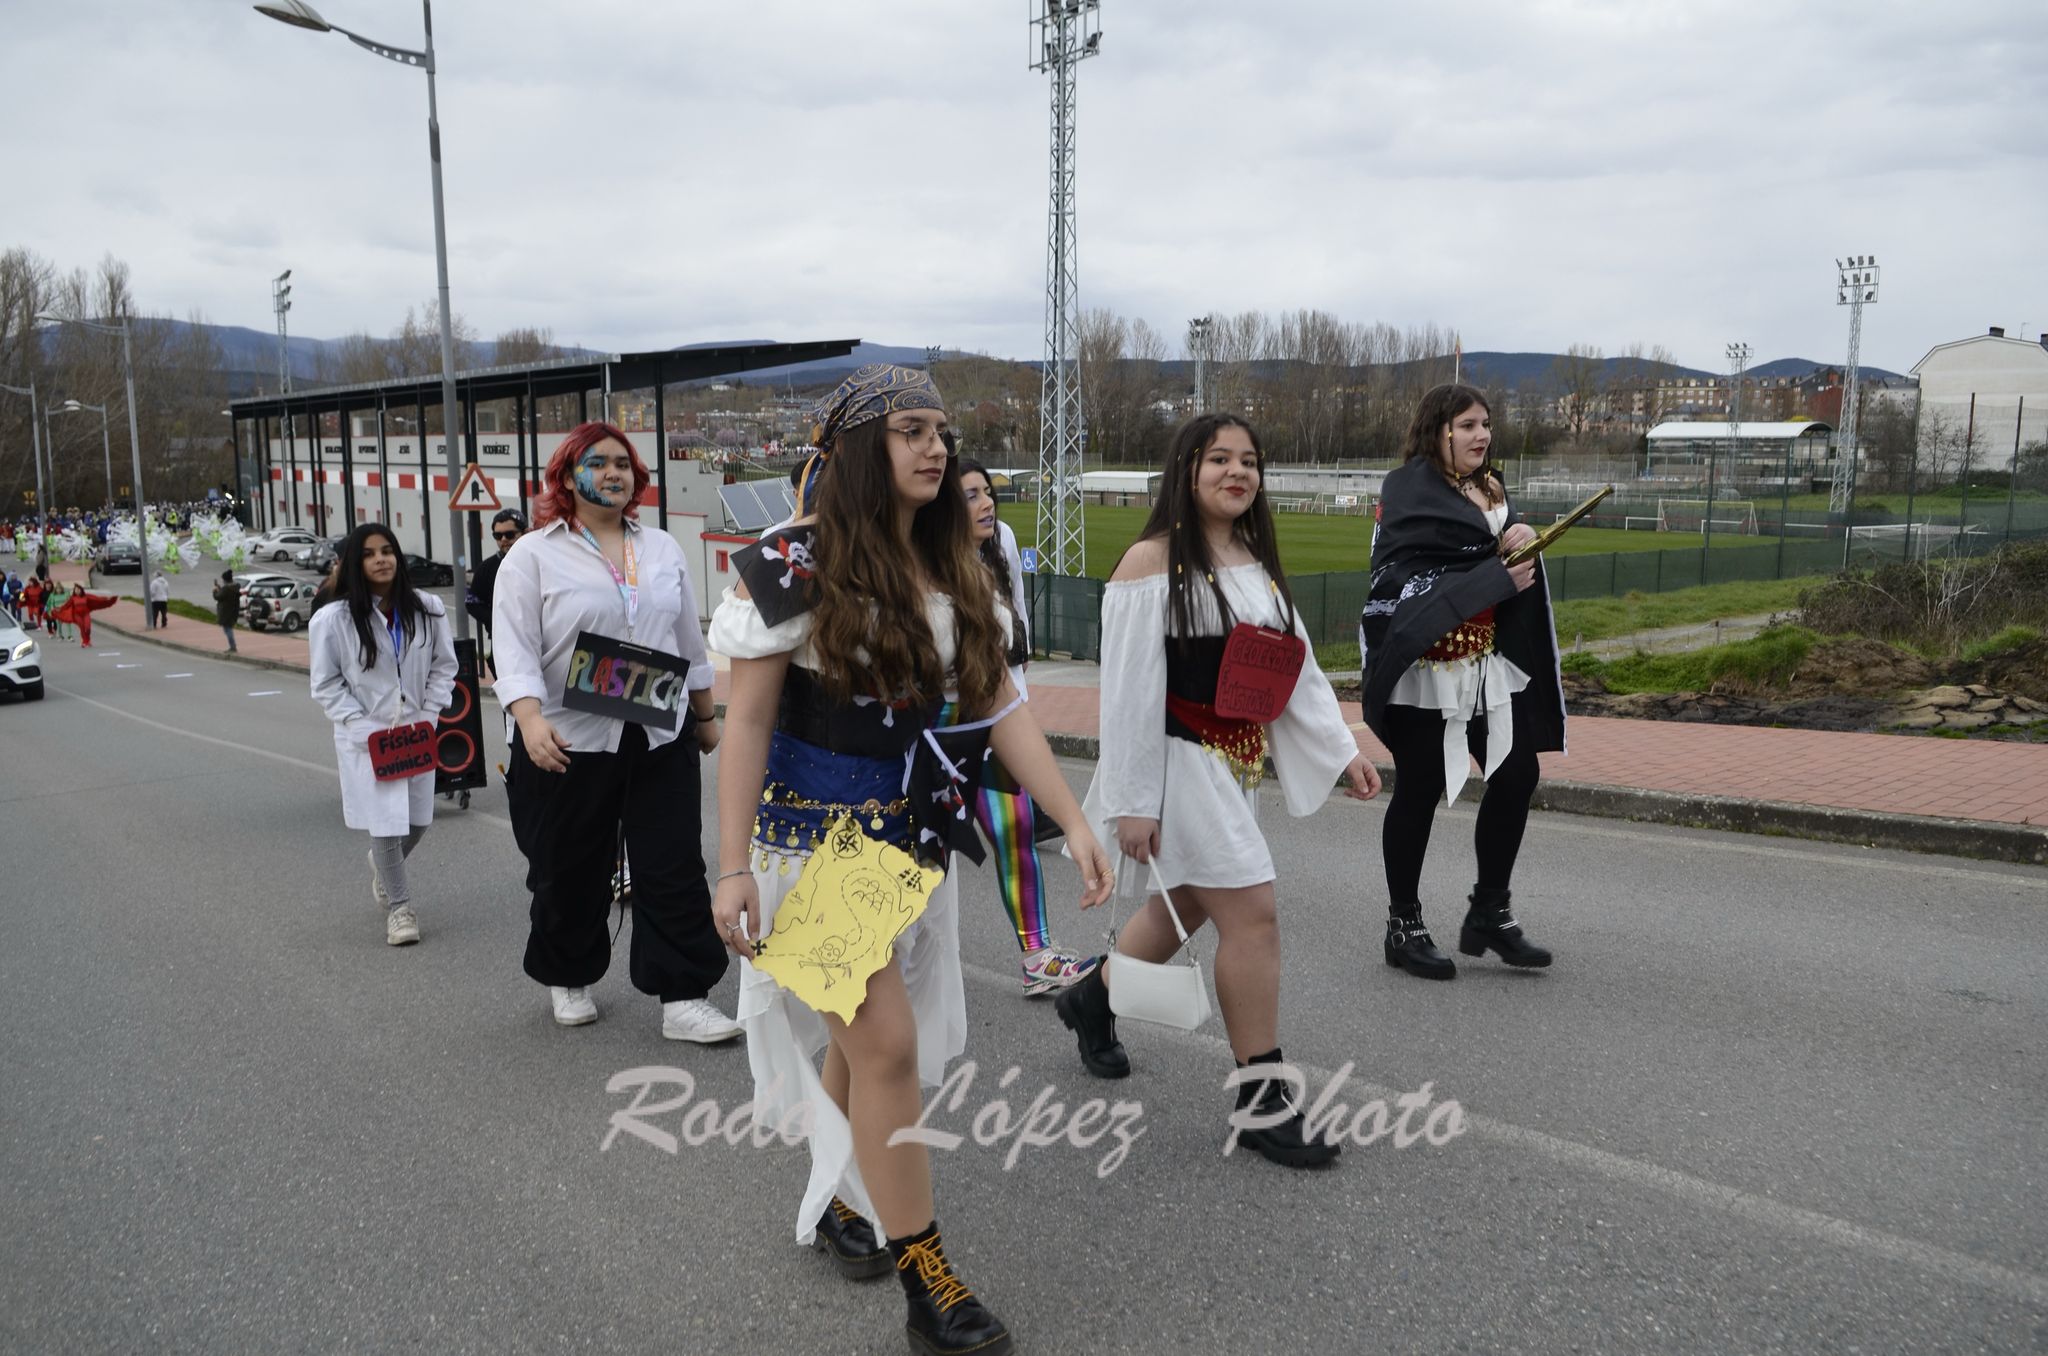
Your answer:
[310,523,458,946]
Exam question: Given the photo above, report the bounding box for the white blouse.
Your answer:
[1082,563,1359,895]
[1388,501,1529,803]
[490,517,715,754]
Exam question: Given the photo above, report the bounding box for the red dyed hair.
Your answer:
[535,421,650,527]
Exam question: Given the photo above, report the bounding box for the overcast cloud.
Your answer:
[4,0,2045,374]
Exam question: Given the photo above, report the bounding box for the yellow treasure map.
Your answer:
[753,813,944,1023]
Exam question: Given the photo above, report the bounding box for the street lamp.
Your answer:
[1188,314,1212,412]
[37,314,151,589]
[255,0,472,641]
[56,398,114,509]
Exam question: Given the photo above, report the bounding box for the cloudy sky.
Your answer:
[5,0,2045,375]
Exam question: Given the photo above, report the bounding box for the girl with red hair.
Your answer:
[492,422,737,1041]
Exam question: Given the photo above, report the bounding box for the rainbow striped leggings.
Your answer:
[970,783,1050,954]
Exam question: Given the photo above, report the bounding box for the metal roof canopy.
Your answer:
[1647,421,1834,441]
[227,338,860,419]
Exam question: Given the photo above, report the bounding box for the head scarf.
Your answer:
[797,362,946,512]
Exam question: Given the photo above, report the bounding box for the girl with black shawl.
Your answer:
[1361,384,1563,981]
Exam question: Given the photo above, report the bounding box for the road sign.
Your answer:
[449,462,502,512]
[1020,547,1041,574]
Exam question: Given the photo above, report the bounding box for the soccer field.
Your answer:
[997,504,1775,579]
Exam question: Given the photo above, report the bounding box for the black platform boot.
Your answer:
[1384,907,1456,980]
[1230,1049,1341,1169]
[1459,886,1552,968]
[889,1222,1013,1356]
[1054,961,1130,1079]
[812,1196,891,1280]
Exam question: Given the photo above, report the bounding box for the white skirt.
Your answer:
[1388,652,1531,804]
[738,846,967,1244]
[333,735,436,837]
[1080,739,1271,899]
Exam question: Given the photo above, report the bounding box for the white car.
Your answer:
[246,528,322,562]
[1,605,43,702]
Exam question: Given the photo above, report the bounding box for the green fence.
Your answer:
[1026,521,2048,660]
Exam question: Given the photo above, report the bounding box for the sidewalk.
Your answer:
[72,565,2048,864]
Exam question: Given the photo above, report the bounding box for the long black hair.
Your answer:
[1128,413,1296,640]
[337,523,428,668]
[1404,383,1504,505]
[956,458,1014,601]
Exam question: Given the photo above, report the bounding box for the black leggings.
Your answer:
[1378,687,1541,908]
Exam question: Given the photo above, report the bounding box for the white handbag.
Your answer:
[1106,869,1213,1031]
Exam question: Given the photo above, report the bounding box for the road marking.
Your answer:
[98,651,121,656]
[956,959,2048,1308]
[116,664,138,669]
[247,690,283,697]
[164,673,193,679]
[40,687,2048,1305]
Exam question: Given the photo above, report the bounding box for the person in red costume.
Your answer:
[51,587,117,646]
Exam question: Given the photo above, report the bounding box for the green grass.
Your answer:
[1550,576,1821,643]
[1558,626,1817,695]
[121,595,218,624]
[1960,625,2042,663]
[999,503,1776,580]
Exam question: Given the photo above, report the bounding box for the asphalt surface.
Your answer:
[2,634,2044,1356]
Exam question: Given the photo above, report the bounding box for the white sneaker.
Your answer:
[385,904,419,946]
[550,986,599,1026]
[661,998,742,1044]
[367,850,389,910]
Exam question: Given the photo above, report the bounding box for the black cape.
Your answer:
[1358,459,1566,752]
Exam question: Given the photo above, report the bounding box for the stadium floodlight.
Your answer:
[1830,253,1881,531]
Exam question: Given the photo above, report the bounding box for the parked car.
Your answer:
[1,605,43,701]
[405,554,455,586]
[246,528,322,563]
[94,541,144,574]
[294,537,344,572]
[243,578,323,632]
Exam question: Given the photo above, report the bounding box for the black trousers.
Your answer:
[508,721,728,1001]
[1378,687,1542,908]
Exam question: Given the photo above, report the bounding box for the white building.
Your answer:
[1909,328,2048,470]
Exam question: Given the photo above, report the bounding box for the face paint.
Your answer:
[574,452,621,507]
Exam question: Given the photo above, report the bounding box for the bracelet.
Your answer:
[716,868,751,883]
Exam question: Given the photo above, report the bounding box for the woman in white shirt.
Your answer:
[1060,414,1382,1169]
[1359,384,1562,981]
[492,422,735,1041]
[309,523,458,947]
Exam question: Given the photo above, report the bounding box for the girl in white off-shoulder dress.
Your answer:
[707,364,1112,1356]
[1056,413,1382,1169]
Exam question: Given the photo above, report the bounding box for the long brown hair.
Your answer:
[1403,383,1503,505]
[807,419,1007,715]
[1127,413,1296,639]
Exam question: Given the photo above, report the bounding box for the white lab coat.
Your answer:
[309,594,459,836]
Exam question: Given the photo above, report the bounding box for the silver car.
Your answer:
[0,605,43,701]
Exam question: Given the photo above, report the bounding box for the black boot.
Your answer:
[1054,961,1129,1079]
[1230,1049,1340,1169]
[889,1222,1013,1356]
[1384,909,1456,980]
[812,1196,891,1280]
[1459,886,1552,968]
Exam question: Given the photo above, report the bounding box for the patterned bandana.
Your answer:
[808,363,945,449]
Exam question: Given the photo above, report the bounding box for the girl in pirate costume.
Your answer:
[1360,383,1562,982]
[710,365,1113,1356]
[1054,413,1383,1169]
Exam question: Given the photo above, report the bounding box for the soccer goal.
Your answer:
[1658,498,1759,536]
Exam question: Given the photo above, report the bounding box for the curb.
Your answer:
[1037,730,2048,867]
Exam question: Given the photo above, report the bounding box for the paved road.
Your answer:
[2,634,2044,1355]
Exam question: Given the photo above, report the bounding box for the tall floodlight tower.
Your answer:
[274,270,294,524]
[1830,255,1879,514]
[1188,314,1212,413]
[1030,0,1100,576]
[1709,341,1751,556]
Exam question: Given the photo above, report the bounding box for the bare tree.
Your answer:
[1550,342,1605,438]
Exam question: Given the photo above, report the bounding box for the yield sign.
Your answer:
[449,462,502,512]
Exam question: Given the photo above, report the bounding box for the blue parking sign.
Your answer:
[1020,547,1041,574]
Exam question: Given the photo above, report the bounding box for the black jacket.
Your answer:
[466,551,505,634]
[214,581,241,626]
[1359,459,1566,752]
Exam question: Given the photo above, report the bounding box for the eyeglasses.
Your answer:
[492,530,520,541]
[886,422,955,456]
